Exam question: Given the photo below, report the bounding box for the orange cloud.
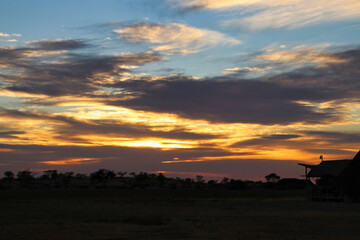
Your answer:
[38,158,100,165]
[0,149,14,152]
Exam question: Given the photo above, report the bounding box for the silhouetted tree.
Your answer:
[229,179,247,190]
[59,171,74,188]
[182,178,194,188]
[4,171,14,182]
[157,173,166,187]
[133,172,151,189]
[221,177,230,184]
[265,173,281,184]
[17,169,34,186]
[90,169,116,187]
[73,173,89,189]
[117,171,127,178]
[207,179,218,188]
[43,170,58,180]
[75,173,87,179]
[195,175,205,188]
[0,168,267,190]
[196,175,205,183]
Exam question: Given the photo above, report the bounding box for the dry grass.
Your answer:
[0,189,359,239]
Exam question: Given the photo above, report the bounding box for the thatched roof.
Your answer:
[306,160,352,177]
[339,151,360,180]
[298,150,360,178]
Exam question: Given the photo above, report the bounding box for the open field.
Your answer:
[1,189,360,240]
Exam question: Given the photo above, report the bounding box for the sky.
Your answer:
[1,0,360,180]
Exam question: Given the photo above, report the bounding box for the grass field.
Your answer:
[1,189,359,240]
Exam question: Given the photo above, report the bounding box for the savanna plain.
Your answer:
[1,189,360,240]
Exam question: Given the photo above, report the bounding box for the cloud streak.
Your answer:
[0,39,162,96]
[0,32,21,38]
[251,45,347,66]
[168,0,360,30]
[0,107,219,144]
[114,22,240,55]
[111,77,338,125]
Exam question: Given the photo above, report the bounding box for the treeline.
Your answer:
[0,169,266,190]
[0,169,298,190]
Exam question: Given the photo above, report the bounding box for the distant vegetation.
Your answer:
[0,169,302,190]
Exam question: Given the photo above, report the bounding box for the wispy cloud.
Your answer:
[230,130,360,157]
[167,0,261,10]
[0,39,162,96]
[114,22,240,55]
[0,39,18,43]
[168,0,360,30]
[250,44,347,70]
[38,157,101,165]
[0,32,22,43]
[222,66,271,76]
[0,107,219,148]
[0,32,21,38]
[26,39,88,50]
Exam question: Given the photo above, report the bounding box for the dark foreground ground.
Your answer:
[1,189,360,240]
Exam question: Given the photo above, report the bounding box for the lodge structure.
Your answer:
[298,150,360,202]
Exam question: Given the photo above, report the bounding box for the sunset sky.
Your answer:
[1,0,360,180]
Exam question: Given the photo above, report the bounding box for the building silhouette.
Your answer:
[299,150,360,201]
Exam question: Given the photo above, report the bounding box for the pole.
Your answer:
[305,166,309,200]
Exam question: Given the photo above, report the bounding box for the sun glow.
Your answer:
[112,139,195,149]
[1,100,354,157]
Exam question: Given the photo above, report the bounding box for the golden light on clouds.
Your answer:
[162,155,253,164]
[222,66,272,75]
[1,0,360,182]
[0,97,345,152]
[253,49,347,65]
[0,89,49,98]
[22,50,68,58]
[118,139,194,149]
[168,150,306,163]
[162,148,347,165]
[0,149,14,152]
[114,22,240,55]
[169,0,360,30]
[1,62,357,170]
[38,158,101,165]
